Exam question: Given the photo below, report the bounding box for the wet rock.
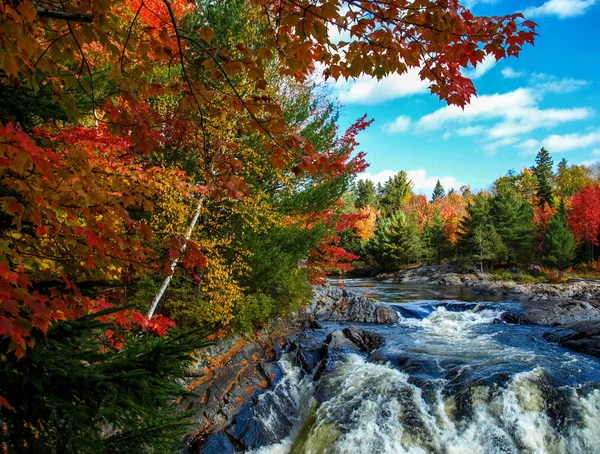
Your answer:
[310,286,399,324]
[373,304,399,324]
[342,326,384,353]
[544,320,600,358]
[501,300,600,326]
[325,326,384,354]
[327,330,363,351]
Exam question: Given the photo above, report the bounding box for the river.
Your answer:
[248,280,600,454]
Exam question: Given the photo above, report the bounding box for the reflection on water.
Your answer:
[250,280,600,454]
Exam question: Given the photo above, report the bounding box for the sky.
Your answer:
[327,0,600,195]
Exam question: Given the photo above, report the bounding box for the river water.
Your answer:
[249,280,600,454]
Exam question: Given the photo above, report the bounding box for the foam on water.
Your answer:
[248,301,600,454]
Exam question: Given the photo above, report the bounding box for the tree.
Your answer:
[355,179,378,208]
[368,212,423,270]
[544,200,577,270]
[568,186,600,262]
[490,178,535,263]
[379,171,414,213]
[423,208,448,265]
[532,147,554,207]
[471,224,507,273]
[431,180,446,201]
[556,161,594,199]
[0,0,538,420]
[0,309,208,453]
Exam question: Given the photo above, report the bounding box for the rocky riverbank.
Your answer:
[182,287,394,453]
[376,265,600,357]
[381,265,600,306]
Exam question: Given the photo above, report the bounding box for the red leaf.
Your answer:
[0,396,14,411]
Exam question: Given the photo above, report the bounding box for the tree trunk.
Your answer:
[147,198,203,318]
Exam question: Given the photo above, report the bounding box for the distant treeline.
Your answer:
[341,148,600,275]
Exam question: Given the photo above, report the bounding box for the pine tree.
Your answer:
[471,224,508,273]
[0,309,209,453]
[532,147,554,207]
[379,171,414,213]
[423,208,448,265]
[490,178,535,264]
[355,179,377,208]
[370,211,423,270]
[431,180,445,201]
[544,200,577,270]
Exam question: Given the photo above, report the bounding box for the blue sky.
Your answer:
[328,0,600,194]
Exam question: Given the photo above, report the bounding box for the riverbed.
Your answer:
[249,280,600,454]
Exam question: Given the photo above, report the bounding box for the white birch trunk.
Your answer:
[147,198,203,318]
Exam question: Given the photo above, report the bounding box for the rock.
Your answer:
[342,326,384,353]
[325,326,384,354]
[544,320,600,358]
[373,304,399,324]
[310,286,398,324]
[501,300,600,326]
[527,264,544,277]
[326,330,362,351]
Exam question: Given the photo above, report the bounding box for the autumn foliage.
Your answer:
[0,0,539,424]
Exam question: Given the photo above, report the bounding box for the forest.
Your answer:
[342,149,600,279]
[0,0,561,451]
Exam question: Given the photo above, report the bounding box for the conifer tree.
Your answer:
[532,147,554,207]
[369,211,423,270]
[544,200,577,270]
[431,180,445,201]
[355,179,378,208]
[0,309,208,453]
[424,208,448,265]
[379,171,414,213]
[490,179,535,263]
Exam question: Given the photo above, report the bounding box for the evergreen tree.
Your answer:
[490,179,535,263]
[431,180,445,201]
[379,171,414,213]
[532,147,554,207]
[354,179,377,208]
[0,309,209,453]
[470,224,508,273]
[458,193,492,247]
[544,200,577,269]
[458,194,507,270]
[369,211,423,270]
[423,208,448,265]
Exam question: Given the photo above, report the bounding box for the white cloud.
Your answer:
[417,88,535,130]
[333,67,429,105]
[462,55,497,80]
[542,129,600,152]
[358,169,462,195]
[518,130,600,154]
[580,159,600,166]
[383,115,412,133]
[456,126,486,137]
[523,0,596,19]
[537,77,589,93]
[502,67,525,79]
[414,87,594,145]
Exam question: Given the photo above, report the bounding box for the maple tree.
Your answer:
[568,186,600,262]
[0,0,538,424]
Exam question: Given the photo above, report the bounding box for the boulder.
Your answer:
[501,300,600,326]
[310,286,399,324]
[543,320,600,358]
[342,326,384,353]
[325,326,384,354]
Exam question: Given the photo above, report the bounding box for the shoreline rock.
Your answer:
[309,285,399,324]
